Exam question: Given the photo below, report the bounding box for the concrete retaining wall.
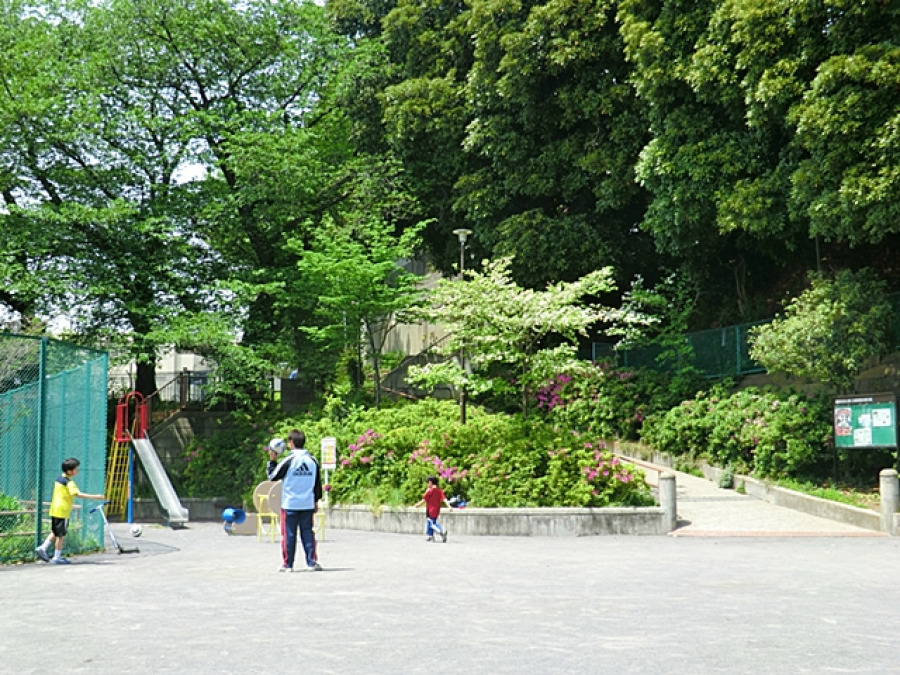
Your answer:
[131,472,681,536]
[131,499,674,535]
[324,504,672,536]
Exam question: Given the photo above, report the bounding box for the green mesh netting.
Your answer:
[0,334,108,562]
[596,291,900,377]
[593,322,768,378]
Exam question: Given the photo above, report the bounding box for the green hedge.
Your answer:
[640,387,834,479]
[536,364,704,440]
[329,400,655,508]
[180,400,655,509]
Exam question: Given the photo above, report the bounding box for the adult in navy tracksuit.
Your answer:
[267,429,323,572]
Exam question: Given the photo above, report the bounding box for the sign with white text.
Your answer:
[833,393,897,449]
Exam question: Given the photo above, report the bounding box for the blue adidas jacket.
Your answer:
[267,449,323,511]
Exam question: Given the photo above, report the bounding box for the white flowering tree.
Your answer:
[407,257,652,415]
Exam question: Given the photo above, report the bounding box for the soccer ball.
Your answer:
[268,437,286,454]
[131,524,143,538]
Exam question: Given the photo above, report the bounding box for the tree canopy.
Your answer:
[1,0,898,399]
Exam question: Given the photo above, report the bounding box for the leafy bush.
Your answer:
[328,399,655,508]
[178,399,655,509]
[749,269,894,392]
[0,493,32,562]
[0,493,26,533]
[536,363,704,441]
[180,412,286,507]
[641,387,833,480]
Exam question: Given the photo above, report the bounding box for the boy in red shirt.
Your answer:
[414,475,453,542]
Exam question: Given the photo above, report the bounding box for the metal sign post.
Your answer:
[317,437,338,544]
[320,436,337,505]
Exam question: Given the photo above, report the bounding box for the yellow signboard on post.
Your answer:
[320,436,337,470]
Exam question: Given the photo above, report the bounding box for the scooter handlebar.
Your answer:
[89,500,111,514]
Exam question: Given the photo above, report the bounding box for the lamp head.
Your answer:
[452,228,472,244]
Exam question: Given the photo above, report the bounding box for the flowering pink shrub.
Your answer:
[327,399,654,507]
[537,363,703,441]
[641,386,833,479]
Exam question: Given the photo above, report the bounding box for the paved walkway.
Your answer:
[2,471,897,674]
[671,470,882,537]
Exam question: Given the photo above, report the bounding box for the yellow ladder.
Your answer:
[105,438,131,519]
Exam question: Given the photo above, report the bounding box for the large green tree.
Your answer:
[92,0,349,393]
[0,0,223,393]
[0,0,357,396]
[329,0,479,275]
[330,0,662,290]
[296,209,425,406]
[749,269,894,392]
[458,0,654,288]
[618,0,900,321]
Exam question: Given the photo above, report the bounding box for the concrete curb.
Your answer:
[734,474,882,532]
[612,442,889,534]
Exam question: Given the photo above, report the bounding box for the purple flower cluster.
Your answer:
[409,439,468,483]
[341,429,381,467]
[579,445,634,484]
[536,374,573,410]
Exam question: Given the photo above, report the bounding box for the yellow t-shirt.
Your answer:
[49,475,80,519]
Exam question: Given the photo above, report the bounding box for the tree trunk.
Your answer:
[365,318,385,408]
[135,360,158,398]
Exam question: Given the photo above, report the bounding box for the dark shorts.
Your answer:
[51,517,68,538]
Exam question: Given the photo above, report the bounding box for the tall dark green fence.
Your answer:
[593,321,768,378]
[0,334,107,562]
[594,292,900,378]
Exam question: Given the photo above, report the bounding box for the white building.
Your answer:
[108,348,213,395]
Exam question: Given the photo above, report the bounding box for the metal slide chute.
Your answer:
[131,436,189,527]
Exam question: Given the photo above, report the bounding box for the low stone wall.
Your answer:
[735,475,882,532]
[129,473,679,536]
[325,504,672,536]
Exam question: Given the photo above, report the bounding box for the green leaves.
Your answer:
[322,399,654,508]
[408,257,651,414]
[749,269,894,392]
[641,386,833,480]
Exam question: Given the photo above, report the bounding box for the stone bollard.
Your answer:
[659,472,677,533]
[880,469,899,536]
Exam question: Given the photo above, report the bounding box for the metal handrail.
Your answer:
[378,332,453,386]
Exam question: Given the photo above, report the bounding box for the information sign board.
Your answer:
[833,393,898,449]
[320,436,338,470]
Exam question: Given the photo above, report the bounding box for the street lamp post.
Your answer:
[452,229,472,424]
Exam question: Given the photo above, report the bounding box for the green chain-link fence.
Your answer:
[594,292,900,378]
[0,334,108,563]
[592,321,768,378]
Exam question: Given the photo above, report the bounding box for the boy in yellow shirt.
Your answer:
[35,457,105,565]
